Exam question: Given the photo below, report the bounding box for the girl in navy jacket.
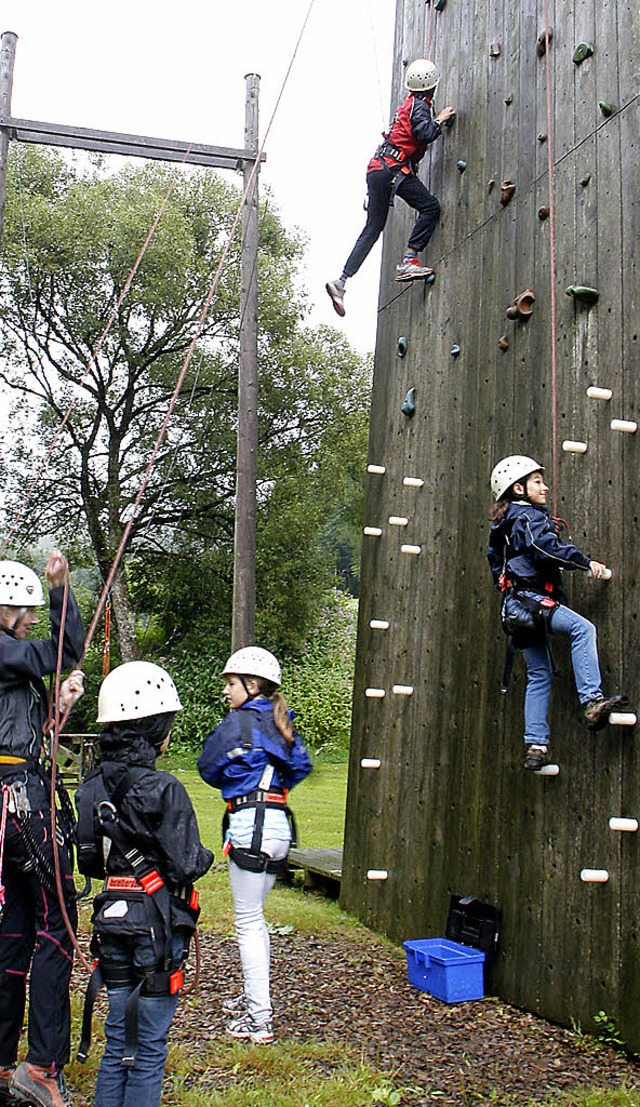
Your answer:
[198,647,312,1043]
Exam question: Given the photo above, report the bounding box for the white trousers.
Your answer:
[228,836,289,1026]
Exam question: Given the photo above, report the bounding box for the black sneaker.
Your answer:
[524,744,550,771]
[584,694,628,731]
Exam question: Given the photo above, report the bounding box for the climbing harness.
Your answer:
[497,536,559,695]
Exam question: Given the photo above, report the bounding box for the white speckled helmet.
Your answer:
[405,58,440,92]
[222,647,281,688]
[0,560,45,606]
[491,455,544,501]
[97,661,183,723]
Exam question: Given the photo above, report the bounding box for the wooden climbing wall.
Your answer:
[341,0,640,1046]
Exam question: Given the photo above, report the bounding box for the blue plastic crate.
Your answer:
[403,938,485,1003]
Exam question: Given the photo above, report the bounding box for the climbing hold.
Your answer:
[562,440,588,454]
[498,335,509,351]
[426,272,436,284]
[361,758,382,769]
[504,94,513,106]
[392,685,414,696]
[565,285,599,304]
[451,344,461,357]
[490,42,501,57]
[367,869,388,880]
[538,206,550,220]
[586,386,612,401]
[535,764,560,777]
[401,544,422,555]
[388,515,408,526]
[599,101,614,117]
[580,172,592,187]
[609,712,638,726]
[370,619,390,630]
[365,688,385,698]
[363,526,383,537]
[403,476,425,488]
[488,179,495,193]
[573,42,594,64]
[456,160,467,173]
[536,28,552,57]
[397,335,408,357]
[507,289,535,320]
[609,817,638,832]
[580,869,609,883]
[367,463,386,474]
[500,180,516,206]
[611,419,638,434]
[434,0,447,10]
[401,387,416,418]
[537,132,548,143]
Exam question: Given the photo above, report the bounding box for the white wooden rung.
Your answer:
[403,476,425,488]
[369,619,390,630]
[609,817,638,833]
[367,869,388,880]
[562,440,588,454]
[361,758,381,769]
[367,464,386,474]
[365,688,385,699]
[388,516,408,526]
[580,869,609,883]
[363,526,383,537]
[392,684,414,696]
[609,712,637,726]
[401,544,422,555]
[586,386,612,401]
[611,419,638,434]
[535,764,560,776]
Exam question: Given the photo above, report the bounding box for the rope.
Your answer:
[542,0,559,515]
[0,143,194,557]
[426,0,435,57]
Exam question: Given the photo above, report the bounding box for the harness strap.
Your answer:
[0,786,10,918]
[77,963,106,1063]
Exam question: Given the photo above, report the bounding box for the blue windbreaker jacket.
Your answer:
[487,500,591,596]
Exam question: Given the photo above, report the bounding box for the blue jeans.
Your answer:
[93,988,178,1107]
[521,597,603,745]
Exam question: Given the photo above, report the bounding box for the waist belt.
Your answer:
[227,788,287,812]
[104,874,199,910]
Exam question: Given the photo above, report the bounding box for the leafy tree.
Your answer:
[0,147,370,657]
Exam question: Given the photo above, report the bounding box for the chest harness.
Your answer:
[497,528,559,694]
[77,768,200,1067]
[222,710,297,875]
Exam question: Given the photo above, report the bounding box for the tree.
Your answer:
[0,147,370,657]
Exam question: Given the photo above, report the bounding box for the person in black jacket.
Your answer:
[0,553,85,1107]
[488,456,627,771]
[75,661,213,1107]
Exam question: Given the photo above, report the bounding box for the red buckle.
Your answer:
[264,791,287,804]
[139,870,164,895]
[189,888,200,911]
[540,598,556,608]
[169,969,184,995]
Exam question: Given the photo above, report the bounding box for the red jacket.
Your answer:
[368,92,442,175]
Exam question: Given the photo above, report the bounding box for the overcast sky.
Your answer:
[2,0,397,354]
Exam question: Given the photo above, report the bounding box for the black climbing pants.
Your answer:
[0,777,76,1069]
[343,167,441,278]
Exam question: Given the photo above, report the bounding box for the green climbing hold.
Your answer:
[397,336,408,358]
[401,387,416,418]
[580,173,592,187]
[565,285,599,305]
[599,101,614,117]
[457,160,467,172]
[451,344,461,357]
[573,42,594,64]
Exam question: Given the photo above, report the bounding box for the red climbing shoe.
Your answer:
[325,279,346,317]
[395,258,435,283]
[584,694,629,731]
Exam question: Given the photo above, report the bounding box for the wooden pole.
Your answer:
[0,31,17,245]
[231,73,260,651]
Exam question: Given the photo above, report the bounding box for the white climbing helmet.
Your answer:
[0,560,45,607]
[222,647,282,688]
[405,58,440,92]
[491,455,544,501]
[97,661,183,723]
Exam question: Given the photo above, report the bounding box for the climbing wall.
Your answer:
[341,0,640,1045]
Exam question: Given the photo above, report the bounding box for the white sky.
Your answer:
[2,0,397,355]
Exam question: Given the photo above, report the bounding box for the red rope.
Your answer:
[543,0,559,514]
